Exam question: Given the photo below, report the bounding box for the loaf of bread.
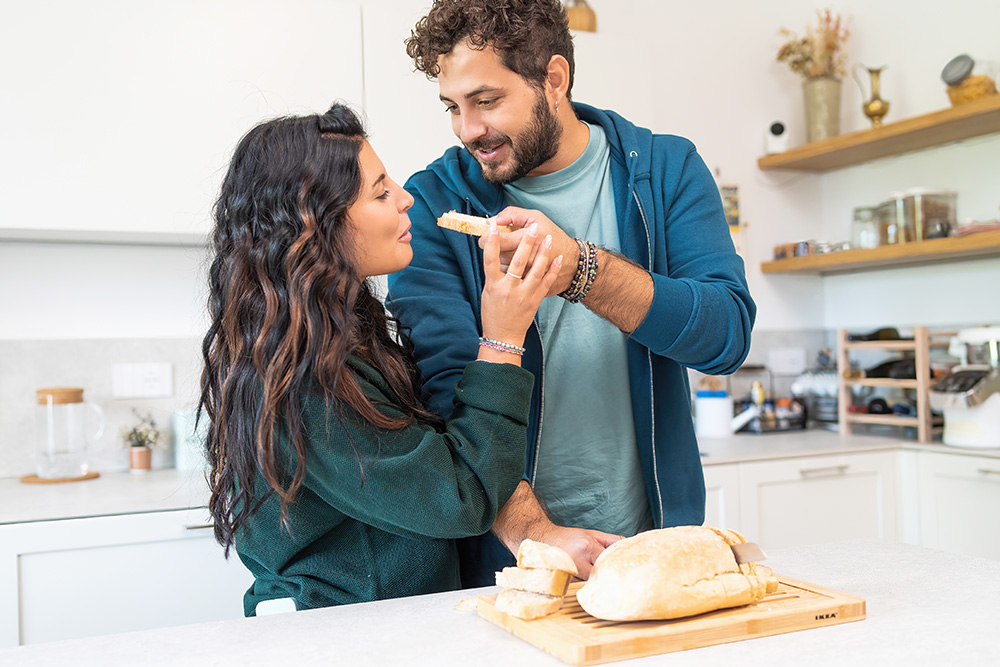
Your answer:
[494,588,564,620]
[495,566,571,597]
[576,526,776,622]
[516,538,579,576]
[436,210,512,236]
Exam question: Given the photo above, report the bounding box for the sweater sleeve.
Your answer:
[297,360,531,541]
[629,143,755,375]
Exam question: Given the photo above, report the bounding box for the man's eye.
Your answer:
[478,98,496,107]
[444,104,458,114]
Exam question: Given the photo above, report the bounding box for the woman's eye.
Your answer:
[376,188,391,200]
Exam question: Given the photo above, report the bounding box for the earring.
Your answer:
[556,101,560,114]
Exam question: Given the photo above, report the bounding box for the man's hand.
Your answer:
[492,480,624,579]
[526,524,623,580]
[479,206,578,296]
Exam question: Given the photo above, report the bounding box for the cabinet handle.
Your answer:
[977,468,1000,477]
[184,523,214,530]
[799,464,849,478]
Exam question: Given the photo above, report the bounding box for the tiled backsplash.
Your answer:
[0,338,203,479]
[1,330,841,479]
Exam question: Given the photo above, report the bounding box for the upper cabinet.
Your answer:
[759,96,1000,275]
[0,1,364,242]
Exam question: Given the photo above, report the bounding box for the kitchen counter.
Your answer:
[0,469,209,525]
[0,540,995,666]
[1,431,997,525]
[697,428,1000,464]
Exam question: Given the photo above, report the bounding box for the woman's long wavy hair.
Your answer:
[200,103,442,555]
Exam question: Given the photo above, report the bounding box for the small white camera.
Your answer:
[765,121,789,154]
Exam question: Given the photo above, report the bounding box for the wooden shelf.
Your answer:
[758,95,1000,172]
[761,230,1000,275]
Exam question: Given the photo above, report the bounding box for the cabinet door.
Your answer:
[917,452,1000,560]
[0,509,254,647]
[739,451,899,550]
[702,463,741,531]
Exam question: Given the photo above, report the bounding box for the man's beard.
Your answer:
[465,92,562,185]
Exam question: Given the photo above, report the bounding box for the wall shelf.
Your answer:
[761,230,1000,275]
[758,95,1000,172]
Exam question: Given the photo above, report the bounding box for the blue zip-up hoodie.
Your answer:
[386,103,755,586]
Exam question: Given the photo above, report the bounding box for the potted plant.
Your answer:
[121,410,162,473]
[777,9,850,143]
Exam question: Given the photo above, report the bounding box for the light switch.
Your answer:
[111,363,174,398]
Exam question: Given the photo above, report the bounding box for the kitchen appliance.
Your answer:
[930,326,1000,448]
[34,387,104,480]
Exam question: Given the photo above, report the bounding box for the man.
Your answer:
[387,0,755,586]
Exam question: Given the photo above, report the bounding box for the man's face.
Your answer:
[437,42,562,184]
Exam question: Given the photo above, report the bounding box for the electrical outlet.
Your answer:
[111,363,174,399]
[767,347,807,376]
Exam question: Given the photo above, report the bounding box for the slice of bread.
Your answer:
[436,210,512,236]
[495,566,571,597]
[516,539,579,576]
[494,588,564,620]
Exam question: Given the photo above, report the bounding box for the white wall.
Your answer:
[2,0,998,342]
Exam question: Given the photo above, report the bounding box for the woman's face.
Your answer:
[346,140,414,278]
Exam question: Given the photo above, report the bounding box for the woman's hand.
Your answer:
[479,206,579,296]
[478,221,562,363]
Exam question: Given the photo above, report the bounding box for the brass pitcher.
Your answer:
[854,65,890,128]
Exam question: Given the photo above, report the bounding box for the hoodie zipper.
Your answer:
[529,320,545,484]
[628,150,664,529]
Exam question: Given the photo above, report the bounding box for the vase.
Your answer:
[803,77,841,143]
[129,446,152,473]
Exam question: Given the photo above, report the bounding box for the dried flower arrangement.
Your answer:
[777,10,850,80]
[120,410,162,449]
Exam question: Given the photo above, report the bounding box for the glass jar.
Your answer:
[35,387,104,479]
[850,206,879,249]
[941,54,999,106]
[902,188,957,241]
[875,197,904,245]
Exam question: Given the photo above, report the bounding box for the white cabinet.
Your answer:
[738,451,899,550]
[702,463,741,531]
[917,451,1000,560]
[0,509,254,647]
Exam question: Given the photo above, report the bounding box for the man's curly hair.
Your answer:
[405,0,575,100]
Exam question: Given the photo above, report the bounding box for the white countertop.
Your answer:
[0,469,210,525]
[1,431,997,525]
[0,540,995,666]
[697,428,1000,465]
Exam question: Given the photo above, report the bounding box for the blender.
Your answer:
[929,326,1000,448]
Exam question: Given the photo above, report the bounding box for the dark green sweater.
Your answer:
[235,357,532,615]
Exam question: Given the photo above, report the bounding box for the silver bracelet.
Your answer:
[478,337,525,356]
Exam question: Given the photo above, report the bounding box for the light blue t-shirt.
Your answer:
[503,122,652,537]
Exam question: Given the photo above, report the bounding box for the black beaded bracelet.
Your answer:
[560,239,598,304]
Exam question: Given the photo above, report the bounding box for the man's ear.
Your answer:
[545,55,571,103]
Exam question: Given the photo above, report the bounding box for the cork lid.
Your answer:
[36,387,85,405]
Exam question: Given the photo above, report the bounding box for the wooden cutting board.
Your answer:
[477,576,865,665]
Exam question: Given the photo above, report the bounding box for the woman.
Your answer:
[200,103,562,615]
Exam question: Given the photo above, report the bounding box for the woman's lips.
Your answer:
[399,227,412,242]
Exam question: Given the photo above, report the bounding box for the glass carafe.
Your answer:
[35,387,104,479]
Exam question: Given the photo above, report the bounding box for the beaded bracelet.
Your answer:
[479,337,525,356]
[560,239,599,304]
